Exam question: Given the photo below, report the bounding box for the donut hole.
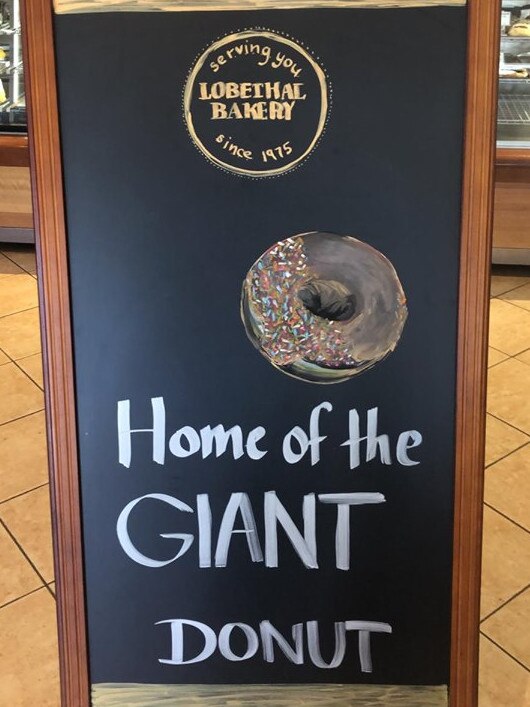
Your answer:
[298,279,357,322]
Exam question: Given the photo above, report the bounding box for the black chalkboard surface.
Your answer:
[24,0,499,704]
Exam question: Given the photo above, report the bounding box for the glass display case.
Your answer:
[0,0,25,132]
[499,1,530,148]
[492,4,530,266]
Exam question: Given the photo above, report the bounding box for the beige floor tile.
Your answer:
[17,353,43,388]
[0,363,43,426]
[0,254,38,317]
[0,588,59,707]
[0,412,48,502]
[500,282,530,312]
[482,588,530,669]
[0,246,36,275]
[48,581,55,596]
[516,349,530,366]
[485,414,529,467]
[489,300,530,356]
[1,485,54,583]
[0,307,41,360]
[0,349,8,364]
[488,347,509,367]
[480,506,530,619]
[485,445,530,532]
[479,635,530,707]
[491,273,530,297]
[0,523,42,606]
[488,359,530,435]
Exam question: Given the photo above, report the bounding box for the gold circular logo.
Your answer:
[183,30,329,177]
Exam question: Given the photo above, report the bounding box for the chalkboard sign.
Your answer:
[23,0,499,705]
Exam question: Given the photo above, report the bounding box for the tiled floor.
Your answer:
[0,248,528,705]
[0,245,59,707]
[480,268,530,706]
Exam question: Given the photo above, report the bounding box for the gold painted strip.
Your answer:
[54,0,465,15]
[92,683,448,706]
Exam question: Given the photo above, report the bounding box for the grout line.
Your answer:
[46,581,55,597]
[480,582,530,624]
[515,354,530,367]
[480,631,530,675]
[487,347,530,362]
[11,356,44,392]
[0,250,37,278]
[0,584,45,611]
[0,305,38,322]
[0,343,14,365]
[0,408,45,430]
[44,582,55,600]
[483,501,530,538]
[491,278,530,298]
[496,297,530,316]
[488,356,511,370]
[485,440,530,470]
[0,481,49,507]
[17,352,42,361]
[0,517,49,589]
[486,411,530,440]
[489,344,510,355]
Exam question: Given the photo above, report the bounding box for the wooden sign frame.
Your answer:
[21,0,500,704]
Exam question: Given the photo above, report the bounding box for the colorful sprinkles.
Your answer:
[246,236,360,369]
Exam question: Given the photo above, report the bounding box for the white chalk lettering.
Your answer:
[246,426,268,459]
[264,491,317,569]
[341,407,423,470]
[116,493,194,568]
[218,623,259,661]
[260,620,304,664]
[117,397,268,467]
[307,620,346,669]
[200,425,244,459]
[156,618,392,671]
[318,493,386,570]
[156,619,217,665]
[396,430,423,466]
[197,493,212,568]
[215,492,263,567]
[117,397,166,468]
[282,402,332,465]
[116,490,388,570]
[345,620,393,673]
[169,426,201,458]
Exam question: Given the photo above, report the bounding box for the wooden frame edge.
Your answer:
[21,0,90,705]
[450,0,500,705]
[21,0,499,704]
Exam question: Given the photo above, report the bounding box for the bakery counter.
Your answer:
[493,148,530,264]
[0,135,33,242]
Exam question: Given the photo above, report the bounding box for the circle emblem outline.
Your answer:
[183,29,329,177]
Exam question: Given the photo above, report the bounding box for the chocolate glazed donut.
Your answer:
[241,232,408,383]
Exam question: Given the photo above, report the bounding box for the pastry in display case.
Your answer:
[499,2,530,146]
[494,2,530,264]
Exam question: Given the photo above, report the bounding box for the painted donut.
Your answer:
[240,232,408,383]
